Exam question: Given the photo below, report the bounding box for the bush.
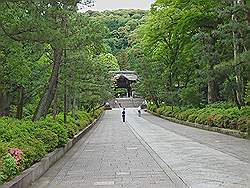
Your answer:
[177,108,197,121]
[248,122,250,138]
[33,129,59,152]
[156,107,165,115]
[180,87,202,107]
[35,119,68,148]
[207,101,235,109]
[0,154,18,183]
[0,108,103,184]
[187,114,198,123]
[76,110,92,128]
[9,137,47,168]
[213,114,225,128]
[64,124,79,139]
[147,103,158,112]
[151,104,249,132]
[237,117,249,132]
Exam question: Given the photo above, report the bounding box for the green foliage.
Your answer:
[147,103,156,112]
[135,0,250,109]
[0,154,18,183]
[87,9,146,69]
[180,87,202,107]
[152,104,250,132]
[76,111,92,128]
[246,82,250,103]
[97,53,120,71]
[0,108,102,184]
[33,129,59,152]
[35,118,68,148]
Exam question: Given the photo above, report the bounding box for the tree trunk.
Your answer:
[0,92,10,116]
[33,47,62,121]
[232,1,245,107]
[247,8,250,25]
[207,66,218,104]
[52,89,58,119]
[63,79,67,124]
[16,86,24,119]
[207,79,218,104]
[72,94,77,119]
[235,66,245,106]
[233,88,242,109]
[242,1,250,24]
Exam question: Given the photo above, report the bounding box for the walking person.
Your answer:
[138,106,141,117]
[122,108,126,122]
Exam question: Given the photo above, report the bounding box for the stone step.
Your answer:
[109,98,144,108]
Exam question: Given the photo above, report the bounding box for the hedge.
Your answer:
[0,108,103,184]
[148,103,250,133]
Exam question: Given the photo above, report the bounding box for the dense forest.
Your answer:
[135,0,250,109]
[0,0,148,183]
[0,5,147,120]
[134,0,250,136]
[85,9,147,70]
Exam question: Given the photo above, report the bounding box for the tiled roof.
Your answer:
[110,71,138,81]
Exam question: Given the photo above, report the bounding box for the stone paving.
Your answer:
[31,108,250,188]
[31,109,185,188]
[126,109,250,188]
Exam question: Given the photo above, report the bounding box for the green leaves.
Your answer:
[135,0,250,107]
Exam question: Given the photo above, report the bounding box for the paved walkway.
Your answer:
[31,109,250,188]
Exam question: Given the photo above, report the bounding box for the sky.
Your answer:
[81,0,155,11]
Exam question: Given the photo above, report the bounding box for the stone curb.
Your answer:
[149,111,248,139]
[0,113,104,188]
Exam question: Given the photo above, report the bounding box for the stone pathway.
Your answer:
[126,109,250,188]
[30,109,250,188]
[31,109,185,188]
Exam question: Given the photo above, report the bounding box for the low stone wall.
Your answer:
[0,113,104,188]
[149,111,248,139]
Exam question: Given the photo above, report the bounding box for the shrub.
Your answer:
[237,117,249,132]
[35,119,68,148]
[9,137,47,168]
[33,129,59,152]
[0,154,18,183]
[178,108,197,121]
[213,115,225,128]
[156,107,165,115]
[93,108,103,119]
[240,107,250,116]
[195,113,210,125]
[228,119,238,129]
[207,101,235,109]
[147,103,158,112]
[248,122,250,138]
[180,87,202,107]
[207,115,216,127]
[0,108,102,184]
[76,111,92,129]
[152,104,249,132]
[187,114,198,123]
[238,124,248,132]
[64,124,79,139]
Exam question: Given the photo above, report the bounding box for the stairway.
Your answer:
[109,98,144,108]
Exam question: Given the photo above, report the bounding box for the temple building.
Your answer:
[110,71,138,97]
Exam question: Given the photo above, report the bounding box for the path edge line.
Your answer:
[126,120,189,188]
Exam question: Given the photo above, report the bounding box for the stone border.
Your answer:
[0,113,104,188]
[149,111,248,139]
